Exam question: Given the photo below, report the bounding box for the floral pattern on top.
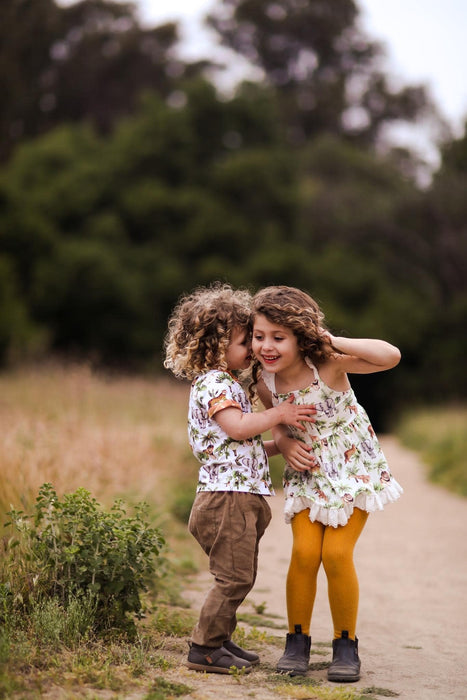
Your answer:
[189,370,274,495]
[262,358,402,527]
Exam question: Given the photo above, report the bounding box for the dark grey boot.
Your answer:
[223,639,260,665]
[276,624,311,675]
[327,630,361,682]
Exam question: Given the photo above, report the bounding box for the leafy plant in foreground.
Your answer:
[3,483,165,631]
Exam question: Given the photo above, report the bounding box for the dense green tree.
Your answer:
[0,0,60,159]
[409,123,467,400]
[0,0,194,160]
[32,239,152,361]
[0,256,45,362]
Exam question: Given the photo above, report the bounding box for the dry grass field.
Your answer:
[0,363,194,520]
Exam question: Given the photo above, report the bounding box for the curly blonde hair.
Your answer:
[251,286,333,381]
[164,283,253,380]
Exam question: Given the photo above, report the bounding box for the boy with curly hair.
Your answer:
[164,283,315,674]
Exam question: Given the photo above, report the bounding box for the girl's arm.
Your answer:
[325,334,401,374]
[263,439,280,457]
[214,393,315,442]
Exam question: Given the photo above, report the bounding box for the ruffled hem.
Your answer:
[283,480,404,528]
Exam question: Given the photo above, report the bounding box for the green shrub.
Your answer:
[3,483,165,632]
[396,406,467,496]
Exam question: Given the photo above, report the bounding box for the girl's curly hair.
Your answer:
[164,282,252,381]
[251,286,334,384]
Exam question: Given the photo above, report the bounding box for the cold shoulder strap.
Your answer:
[304,356,320,382]
[261,369,276,393]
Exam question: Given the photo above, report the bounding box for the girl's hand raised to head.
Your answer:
[321,330,338,353]
[277,395,316,431]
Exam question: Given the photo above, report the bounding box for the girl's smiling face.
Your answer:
[252,314,302,374]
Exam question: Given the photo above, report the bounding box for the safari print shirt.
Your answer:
[262,358,402,527]
[188,370,274,495]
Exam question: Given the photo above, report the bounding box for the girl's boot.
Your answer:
[276,624,311,675]
[327,630,361,682]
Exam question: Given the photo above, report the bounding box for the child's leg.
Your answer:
[286,509,325,635]
[225,492,271,641]
[188,491,271,647]
[321,508,368,640]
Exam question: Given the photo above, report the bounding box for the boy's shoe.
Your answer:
[223,639,260,665]
[187,643,253,674]
[327,630,361,682]
[276,624,311,675]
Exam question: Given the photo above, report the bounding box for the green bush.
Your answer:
[396,407,467,496]
[3,483,166,632]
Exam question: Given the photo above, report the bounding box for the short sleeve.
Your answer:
[208,396,241,418]
[202,372,242,418]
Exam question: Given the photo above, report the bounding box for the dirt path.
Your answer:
[182,437,467,699]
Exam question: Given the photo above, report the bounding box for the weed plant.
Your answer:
[2,483,165,633]
[29,594,97,648]
[143,678,193,699]
[270,674,371,699]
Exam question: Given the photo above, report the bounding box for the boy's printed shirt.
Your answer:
[188,370,274,495]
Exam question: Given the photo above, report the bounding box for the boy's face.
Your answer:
[225,327,252,371]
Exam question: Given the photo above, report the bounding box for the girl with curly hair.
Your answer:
[251,286,403,681]
[164,283,315,675]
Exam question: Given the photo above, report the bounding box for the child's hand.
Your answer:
[278,395,316,431]
[321,330,335,351]
[276,434,317,472]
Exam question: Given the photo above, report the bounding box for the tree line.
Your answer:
[0,0,465,424]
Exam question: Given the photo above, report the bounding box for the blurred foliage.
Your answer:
[396,407,467,496]
[0,0,210,160]
[207,0,438,146]
[0,0,466,426]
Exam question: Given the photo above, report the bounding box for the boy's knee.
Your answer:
[219,577,254,602]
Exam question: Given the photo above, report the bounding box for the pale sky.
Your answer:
[136,0,467,137]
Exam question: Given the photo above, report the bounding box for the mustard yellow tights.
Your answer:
[287,508,368,640]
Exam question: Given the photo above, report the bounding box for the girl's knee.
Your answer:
[290,510,324,569]
[322,547,354,578]
[291,541,322,570]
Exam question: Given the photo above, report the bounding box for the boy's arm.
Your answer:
[272,424,315,472]
[214,396,315,442]
[257,379,315,472]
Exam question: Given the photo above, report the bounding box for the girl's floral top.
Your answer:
[262,358,402,527]
[188,370,274,496]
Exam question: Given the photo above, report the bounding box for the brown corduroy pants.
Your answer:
[188,490,272,647]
